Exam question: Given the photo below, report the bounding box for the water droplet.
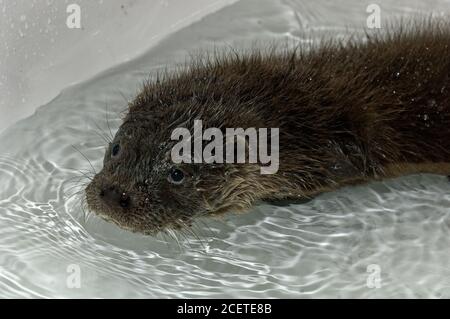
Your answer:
[427,99,437,107]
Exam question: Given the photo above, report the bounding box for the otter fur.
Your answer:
[85,21,450,235]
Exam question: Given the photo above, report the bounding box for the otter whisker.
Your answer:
[116,89,131,107]
[64,185,89,200]
[178,221,205,250]
[66,169,94,182]
[64,177,90,194]
[71,145,97,175]
[92,121,112,144]
[176,229,193,250]
[65,183,89,228]
[63,166,94,175]
[77,196,87,226]
[93,129,111,145]
[63,170,94,188]
[64,182,88,198]
[166,228,183,250]
[159,230,180,251]
[104,101,115,142]
[84,205,94,225]
[192,219,215,242]
[64,176,87,187]
[66,188,88,202]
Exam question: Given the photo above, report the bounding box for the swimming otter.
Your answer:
[85,21,450,235]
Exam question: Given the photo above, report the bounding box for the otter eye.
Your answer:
[168,168,185,184]
[111,143,120,157]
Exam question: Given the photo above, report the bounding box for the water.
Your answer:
[1,0,450,298]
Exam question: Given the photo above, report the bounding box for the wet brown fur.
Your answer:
[86,20,450,235]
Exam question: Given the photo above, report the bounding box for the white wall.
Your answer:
[0,0,236,132]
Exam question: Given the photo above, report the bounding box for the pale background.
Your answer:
[0,0,236,132]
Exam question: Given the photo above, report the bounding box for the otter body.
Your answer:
[86,23,450,235]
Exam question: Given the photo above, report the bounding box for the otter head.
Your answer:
[85,97,270,235]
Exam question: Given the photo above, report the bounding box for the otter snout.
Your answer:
[100,186,131,209]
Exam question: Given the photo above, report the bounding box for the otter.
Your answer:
[85,21,450,235]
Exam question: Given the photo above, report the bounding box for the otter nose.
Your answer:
[100,186,130,208]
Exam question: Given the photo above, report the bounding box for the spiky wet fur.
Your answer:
[86,20,450,235]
